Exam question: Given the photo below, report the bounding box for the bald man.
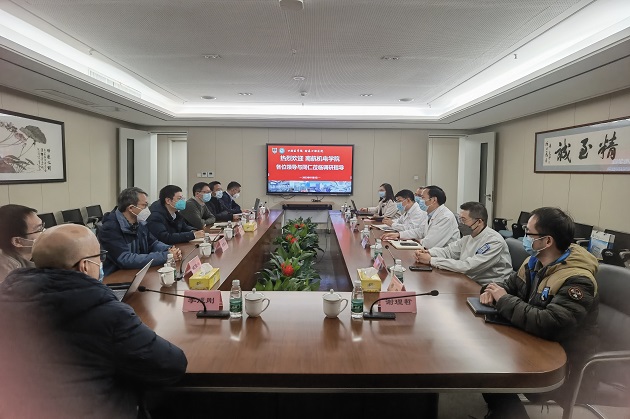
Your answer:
[0,224,187,418]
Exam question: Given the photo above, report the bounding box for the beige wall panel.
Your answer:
[0,186,9,205]
[400,130,428,191]
[7,184,43,212]
[186,127,215,197]
[520,114,547,211]
[494,120,525,219]
[241,128,269,209]
[215,128,243,199]
[321,129,348,144]
[609,89,630,119]
[294,128,322,144]
[546,105,575,130]
[88,117,118,209]
[64,116,92,210]
[41,182,70,213]
[574,95,611,125]
[599,175,630,232]
[0,89,38,115]
[348,129,375,210]
[373,130,401,207]
[542,174,570,210]
[428,138,459,213]
[156,135,169,190]
[268,128,295,143]
[566,174,603,227]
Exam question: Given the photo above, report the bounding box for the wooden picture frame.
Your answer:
[0,109,66,184]
[534,116,630,174]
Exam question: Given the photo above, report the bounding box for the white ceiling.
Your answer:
[0,0,629,128]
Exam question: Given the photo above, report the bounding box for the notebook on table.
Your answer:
[107,260,153,302]
[390,240,423,250]
[466,296,497,315]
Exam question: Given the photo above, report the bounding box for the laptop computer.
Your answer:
[108,260,153,302]
[253,198,260,212]
[351,199,373,217]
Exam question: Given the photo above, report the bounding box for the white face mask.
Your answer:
[132,206,151,222]
[233,192,240,199]
[13,237,36,248]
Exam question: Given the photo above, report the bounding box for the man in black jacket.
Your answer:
[147,184,205,245]
[480,207,599,418]
[0,224,187,418]
[206,181,239,222]
[220,180,243,215]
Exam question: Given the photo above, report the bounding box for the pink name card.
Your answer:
[214,237,229,253]
[361,236,369,249]
[378,292,417,313]
[182,290,222,312]
[387,271,405,292]
[185,256,202,276]
[234,225,244,236]
[373,254,385,270]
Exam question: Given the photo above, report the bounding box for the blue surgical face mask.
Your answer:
[215,190,224,199]
[522,235,546,257]
[202,193,212,202]
[174,199,186,211]
[378,191,386,198]
[417,197,428,211]
[396,202,405,212]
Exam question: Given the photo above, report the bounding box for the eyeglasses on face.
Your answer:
[72,249,108,267]
[25,222,46,235]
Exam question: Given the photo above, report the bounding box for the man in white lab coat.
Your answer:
[381,185,460,249]
[415,201,512,286]
[383,189,427,232]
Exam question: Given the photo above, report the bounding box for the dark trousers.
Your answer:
[482,393,530,419]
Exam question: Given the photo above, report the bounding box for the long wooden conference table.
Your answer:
[106,209,566,408]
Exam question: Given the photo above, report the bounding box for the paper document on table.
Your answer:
[372,224,396,231]
[390,240,423,250]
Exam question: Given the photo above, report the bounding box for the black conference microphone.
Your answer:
[363,290,439,320]
[138,286,230,318]
[176,244,200,281]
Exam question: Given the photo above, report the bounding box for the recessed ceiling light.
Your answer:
[201,96,216,100]
[359,93,373,97]
[381,56,400,61]
[293,76,306,81]
[203,54,221,59]
[399,98,414,102]
[238,92,253,96]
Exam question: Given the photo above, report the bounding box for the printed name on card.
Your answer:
[378,292,418,313]
[185,256,202,276]
[182,290,222,312]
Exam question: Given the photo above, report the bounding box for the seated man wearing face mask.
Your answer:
[381,185,459,249]
[415,201,512,285]
[0,224,187,418]
[220,181,243,215]
[99,187,181,276]
[180,182,216,230]
[206,181,240,222]
[147,185,205,245]
[0,204,43,281]
[383,189,427,232]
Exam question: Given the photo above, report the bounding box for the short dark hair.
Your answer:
[192,182,210,195]
[425,185,446,205]
[117,187,147,212]
[208,181,222,192]
[0,204,37,254]
[380,183,395,202]
[395,189,415,202]
[226,181,241,191]
[460,201,488,225]
[159,185,183,205]
[530,207,575,252]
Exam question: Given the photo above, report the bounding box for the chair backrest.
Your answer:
[517,211,531,225]
[37,212,57,228]
[61,208,84,225]
[86,204,103,220]
[574,222,593,241]
[605,229,630,251]
[505,237,528,271]
[492,218,508,231]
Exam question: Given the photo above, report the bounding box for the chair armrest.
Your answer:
[575,239,590,247]
[87,216,99,224]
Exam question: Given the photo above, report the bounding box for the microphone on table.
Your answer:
[138,286,230,318]
[176,244,200,281]
[363,290,439,320]
[384,244,398,265]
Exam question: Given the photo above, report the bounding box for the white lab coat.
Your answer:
[391,202,427,232]
[428,226,513,286]
[399,205,460,249]
[368,199,399,219]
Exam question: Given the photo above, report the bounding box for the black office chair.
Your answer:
[86,204,103,223]
[573,222,594,248]
[562,264,630,419]
[505,237,529,270]
[602,229,630,268]
[510,211,530,240]
[493,218,513,239]
[61,208,85,225]
[37,212,57,228]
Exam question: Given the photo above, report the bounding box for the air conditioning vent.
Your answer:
[35,89,95,106]
[88,69,141,98]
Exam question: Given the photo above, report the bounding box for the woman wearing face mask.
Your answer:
[0,204,43,282]
[360,183,399,219]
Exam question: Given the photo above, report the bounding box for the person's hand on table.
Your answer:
[194,230,205,239]
[169,247,182,261]
[382,217,393,226]
[360,207,368,212]
[479,291,495,306]
[381,232,400,241]
[414,249,431,265]
[232,214,241,221]
[485,283,507,302]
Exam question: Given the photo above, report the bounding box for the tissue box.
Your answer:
[357,267,382,293]
[188,268,220,290]
[243,221,258,232]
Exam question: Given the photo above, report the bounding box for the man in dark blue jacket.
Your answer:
[220,180,243,215]
[98,187,180,276]
[206,181,240,222]
[0,224,187,418]
[147,185,205,245]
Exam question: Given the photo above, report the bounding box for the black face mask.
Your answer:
[459,219,478,236]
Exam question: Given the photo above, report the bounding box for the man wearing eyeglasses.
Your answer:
[414,201,512,285]
[0,224,187,418]
[478,207,599,418]
[0,204,44,282]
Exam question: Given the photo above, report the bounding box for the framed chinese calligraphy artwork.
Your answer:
[0,109,66,184]
[535,116,630,174]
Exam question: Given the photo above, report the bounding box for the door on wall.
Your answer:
[457,132,496,222]
[427,136,460,214]
[168,138,188,196]
[118,128,157,199]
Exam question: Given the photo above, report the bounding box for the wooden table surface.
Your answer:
[110,210,567,393]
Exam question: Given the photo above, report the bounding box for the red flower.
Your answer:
[281,263,295,277]
[300,223,305,228]
[285,234,293,241]
[294,223,301,229]
[290,237,298,244]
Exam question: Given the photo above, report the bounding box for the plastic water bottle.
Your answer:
[229,279,242,319]
[227,221,233,229]
[374,239,383,258]
[351,280,364,320]
[165,253,175,269]
[361,226,370,241]
[393,259,404,282]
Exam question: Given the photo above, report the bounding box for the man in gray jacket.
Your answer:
[180,182,216,230]
[415,201,512,285]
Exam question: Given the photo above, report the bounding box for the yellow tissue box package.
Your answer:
[357,267,382,293]
[243,221,258,232]
[188,268,220,290]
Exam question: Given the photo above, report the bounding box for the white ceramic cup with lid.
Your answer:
[322,289,348,318]
[244,288,271,317]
